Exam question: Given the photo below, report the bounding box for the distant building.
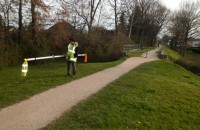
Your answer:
[187,39,200,48]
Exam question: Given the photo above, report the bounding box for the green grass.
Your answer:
[43,61,200,130]
[128,47,155,57]
[0,47,154,109]
[165,47,182,61]
[182,51,200,68]
[0,59,125,108]
[165,47,200,75]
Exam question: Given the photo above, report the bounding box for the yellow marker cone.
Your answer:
[21,59,28,77]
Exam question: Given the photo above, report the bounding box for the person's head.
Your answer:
[69,37,75,44]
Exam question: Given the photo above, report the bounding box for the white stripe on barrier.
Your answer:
[36,56,54,60]
[26,54,85,61]
[78,54,86,56]
[27,58,36,61]
[53,55,64,58]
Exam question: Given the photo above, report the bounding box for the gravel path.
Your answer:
[0,47,161,130]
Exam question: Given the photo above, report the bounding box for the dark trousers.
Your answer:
[67,60,76,76]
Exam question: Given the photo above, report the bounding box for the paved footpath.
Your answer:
[0,47,161,130]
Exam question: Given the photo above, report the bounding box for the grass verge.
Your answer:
[182,51,200,68]
[128,47,155,57]
[0,47,151,109]
[165,47,182,61]
[165,46,200,75]
[43,61,200,130]
[0,58,125,108]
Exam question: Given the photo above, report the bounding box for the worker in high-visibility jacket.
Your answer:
[66,37,79,77]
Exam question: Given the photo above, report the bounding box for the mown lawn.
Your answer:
[183,51,200,68]
[43,61,200,130]
[0,59,125,108]
[128,47,155,57]
[0,47,151,109]
[165,46,200,75]
[165,46,182,61]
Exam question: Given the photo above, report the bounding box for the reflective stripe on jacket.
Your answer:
[67,43,78,62]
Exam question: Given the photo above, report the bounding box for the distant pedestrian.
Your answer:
[66,37,79,77]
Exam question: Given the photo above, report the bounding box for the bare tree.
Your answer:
[18,0,23,45]
[126,0,156,45]
[30,0,49,44]
[118,11,127,34]
[108,0,120,33]
[124,0,168,46]
[0,0,15,42]
[169,1,200,56]
[122,0,137,37]
[149,1,169,45]
[63,0,103,33]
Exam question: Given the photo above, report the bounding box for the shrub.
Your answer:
[82,31,133,62]
[192,48,200,54]
[0,41,21,69]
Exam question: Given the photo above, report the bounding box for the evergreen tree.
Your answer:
[118,11,127,34]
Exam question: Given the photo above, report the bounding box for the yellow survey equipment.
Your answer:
[21,59,28,77]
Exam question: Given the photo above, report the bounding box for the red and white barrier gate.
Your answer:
[21,54,88,77]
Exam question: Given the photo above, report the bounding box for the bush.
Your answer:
[192,48,200,54]
[82,31,133,62]
[0,25,133,66]
[0,41,21,69]
[109,33,133,60]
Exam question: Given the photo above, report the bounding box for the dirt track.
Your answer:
[0,47,161,130]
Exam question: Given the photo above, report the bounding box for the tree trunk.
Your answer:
[3,13,8,43]
[128,14,134,38]
[2,11,9,43]
[114,0,117,34]
[18,0,22,45]
[182,31,189,56]
[31,0,37,44]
